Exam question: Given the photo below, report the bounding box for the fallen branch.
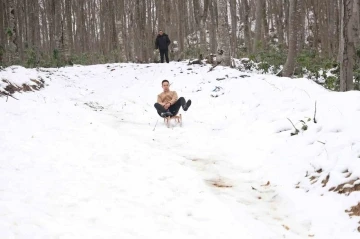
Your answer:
[188,54,204,65]
[287,118,299,136]
[208,62,220,72]
[0,91,19,101]
[313,101,317,123]
[263,79,281,91]
[261,181,270,186]
[153,119,158,131]
[296,87,310,98]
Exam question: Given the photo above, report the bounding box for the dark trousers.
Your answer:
[154,97,186,116]
[159,49,169,63]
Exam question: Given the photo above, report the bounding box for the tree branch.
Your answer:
[208,62,220,72]
[287,118,299,136]
[314,101,317,123]
[0,91,19,101]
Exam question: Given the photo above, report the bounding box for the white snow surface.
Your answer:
[1,62,360,238]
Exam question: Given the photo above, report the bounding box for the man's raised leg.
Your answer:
[168,97,191,115]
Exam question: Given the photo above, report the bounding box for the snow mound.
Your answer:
[0,66,47,97]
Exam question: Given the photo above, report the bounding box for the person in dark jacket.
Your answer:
[155,30,171,63]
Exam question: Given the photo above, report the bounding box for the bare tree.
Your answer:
[192,0,210,56]
[253,0,263,53]
[8,0,19,64]
[282,0,302,77]
[241,0,252,53]
[339,0,355,91]
[65,0,73,55]
[229,0,237,57]
[217,0,231,66]
[208,0,217,55]
[0,0,4,64]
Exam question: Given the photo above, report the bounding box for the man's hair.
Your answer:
[162,79,169,85]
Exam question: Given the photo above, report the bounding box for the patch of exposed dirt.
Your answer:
[345,202,360,233]
[21,83,33,92]
[30,79,45,90]
[309,175,319,185]
[191,158,201,162]
[306,168,360,195]
[0,78,45,98]
[345,202,360,217]
[206,178,233,188]
[304,169,360,232]
[84,101,104,111]
[305,169,323,185]
[329,178,360,195]
[321,174,330,187]
[282,224,290,230]
[3,79,20,94]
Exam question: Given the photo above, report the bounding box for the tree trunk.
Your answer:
[276,0,285,48]
[282,0,300,77]
[253,0,263,52]
[8,0,19,64]
[178,0,185,56]
[164,0,171,33]
[261,0,268,49]
[296,0,305,53]
[0,0,4,64]
[65,0,73,54]
[217,0,231,66]
[339,0,355,91]
[193,0,209,56]
[200,0,210,55]
[230,0,237,57]
[147,0,153,62]
[156,0,164,30]
[242,0,252,53]
[17,0,24,61]
[209,0,217,55]
[109,0,118,61]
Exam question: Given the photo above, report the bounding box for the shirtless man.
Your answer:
[154,80,191,117]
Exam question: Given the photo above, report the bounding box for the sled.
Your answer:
[164,114,182,128]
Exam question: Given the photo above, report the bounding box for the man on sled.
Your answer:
[154,80,191,120]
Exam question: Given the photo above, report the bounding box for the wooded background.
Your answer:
[0,0,359,91]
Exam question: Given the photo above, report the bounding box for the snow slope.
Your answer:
[0,62,359,238]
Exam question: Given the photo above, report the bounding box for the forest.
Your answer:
[0,0,359,91]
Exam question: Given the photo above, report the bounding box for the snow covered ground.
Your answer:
[0,62,359,238]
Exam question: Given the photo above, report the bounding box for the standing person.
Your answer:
[154,80,191,117]
[155,30,171,63]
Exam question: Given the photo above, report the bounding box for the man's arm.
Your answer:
[169,91,178,105]
[157,94,166,106]
[167,36,171,46]
[157,94,162,104]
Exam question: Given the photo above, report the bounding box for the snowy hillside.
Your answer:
[0,62,359,238]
